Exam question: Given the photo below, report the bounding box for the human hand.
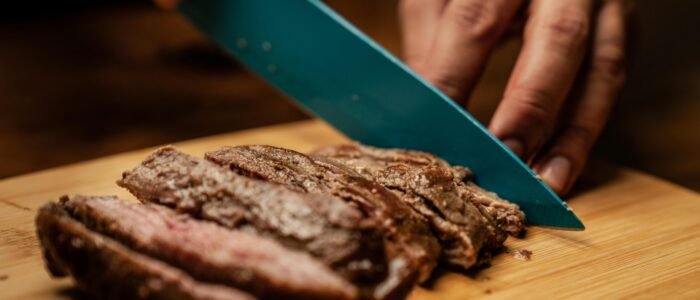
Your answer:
[399,0,632,195]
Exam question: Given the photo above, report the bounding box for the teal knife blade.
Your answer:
[179,0,584,230]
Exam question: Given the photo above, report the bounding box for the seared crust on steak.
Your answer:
[60,195,357,300]
[117,146,388,297]
[312,144,525,268]
[36,143,527,300]
[36,202,255,300]
[205,145,442,298]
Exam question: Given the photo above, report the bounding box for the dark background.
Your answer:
[0,1,698,191]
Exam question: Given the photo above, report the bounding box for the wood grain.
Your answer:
[1,120,699,299]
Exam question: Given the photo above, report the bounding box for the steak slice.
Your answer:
[60,195,356,300]
[205,145,441,288]
[117,146,388,298]
[312,144,525,268]
[36,202,255,300]
[459,180,526,237]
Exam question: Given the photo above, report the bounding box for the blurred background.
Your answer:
[0,1,698,191]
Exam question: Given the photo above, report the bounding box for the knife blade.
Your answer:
[179,0,584,230]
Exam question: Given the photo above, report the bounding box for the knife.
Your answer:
[179,0,584,230]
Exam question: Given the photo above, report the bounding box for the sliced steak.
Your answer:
[312,144,525,268]
[205,145,441,286]
[60,195,356,300]
[36,202,255,300]
[459,180,526,237]
[117,147,389,298]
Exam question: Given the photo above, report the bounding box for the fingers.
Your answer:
[489,0,594,160]
[398,0,447,71]
[533,0,629,194]
[418,0,523,105]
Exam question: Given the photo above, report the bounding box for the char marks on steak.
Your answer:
[205,145,441,294]
[37,144,527,300]
[117,146,388,297]
[312,144,526,268]
[60,195,357,300]
[36,202,255,300]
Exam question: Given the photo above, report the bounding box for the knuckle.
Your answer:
[447,1,501,41]
[506,87,557,127]
[542,14,590,49]
[592,46,627,86]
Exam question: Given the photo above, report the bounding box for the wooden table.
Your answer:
[1,120,699,299]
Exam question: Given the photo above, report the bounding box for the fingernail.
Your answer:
[502,138,524,158]
[539,156,571,194]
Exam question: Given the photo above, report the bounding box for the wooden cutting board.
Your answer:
[1,119,699,299]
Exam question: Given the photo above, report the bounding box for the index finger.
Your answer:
[420,0,523,105]
[489,0,594,160]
